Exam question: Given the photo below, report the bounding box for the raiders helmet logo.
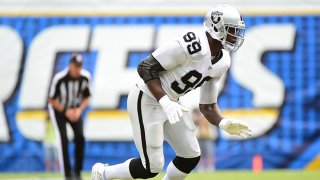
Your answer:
[211,11,223,24]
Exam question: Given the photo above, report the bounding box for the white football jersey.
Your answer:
[138,29,230,104]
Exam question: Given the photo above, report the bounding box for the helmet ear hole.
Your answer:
[214,26,218,32]
[216,17,221,23]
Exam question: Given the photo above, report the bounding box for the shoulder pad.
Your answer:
[176,30,208,61]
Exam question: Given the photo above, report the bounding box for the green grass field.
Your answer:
[0,171,319,180]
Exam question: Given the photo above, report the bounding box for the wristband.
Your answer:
[159,95,171,108]
[218,118,228,128]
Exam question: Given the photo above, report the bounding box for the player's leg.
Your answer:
[69,118,85,178]
[48,105,72,179]
[163,110,201,179]
[91,87,140,180]
[91,86,166,179]
[125,88,167,178]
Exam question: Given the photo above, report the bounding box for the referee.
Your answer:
[48,53,91,180]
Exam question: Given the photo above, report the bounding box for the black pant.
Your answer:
[53,110,85,178]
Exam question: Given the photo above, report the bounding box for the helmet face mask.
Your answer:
[223,25,245,52]
[204,4,245,52]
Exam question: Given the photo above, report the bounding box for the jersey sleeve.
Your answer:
[151,40,187,70]
[199,77,221,104]
[49,75,60,99]
[82,79,91,98]
[81,70,91,98]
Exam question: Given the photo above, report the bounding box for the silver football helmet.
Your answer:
[204,4,245,52]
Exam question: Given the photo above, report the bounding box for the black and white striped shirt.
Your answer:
[49,69,91,109]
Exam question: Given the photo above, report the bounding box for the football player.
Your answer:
[91,4,251,180]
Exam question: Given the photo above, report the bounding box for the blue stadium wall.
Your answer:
[0,14,319,171]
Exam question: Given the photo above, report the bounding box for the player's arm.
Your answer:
[198,77,223,127]
[199,103,223,127]
[200,103,251,138]
[199,77,252,138]
[137,40,188,124]
[137,55,166,101]
[137,56,183,124]
[137,39,187,101]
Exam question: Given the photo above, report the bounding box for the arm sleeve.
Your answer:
[199,77,222,104]
[151,40,187,70]
[137,55,165,83]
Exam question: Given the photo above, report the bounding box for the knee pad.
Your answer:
[149,152,164,173]
[147,122,165,172]
[172,156,200,174]
[129,158,159,179]
[148,122,163,148]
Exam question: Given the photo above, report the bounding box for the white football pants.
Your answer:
[127,85,201,173]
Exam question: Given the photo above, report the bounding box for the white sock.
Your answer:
[104,159,133,179]
[162,161,188,180]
